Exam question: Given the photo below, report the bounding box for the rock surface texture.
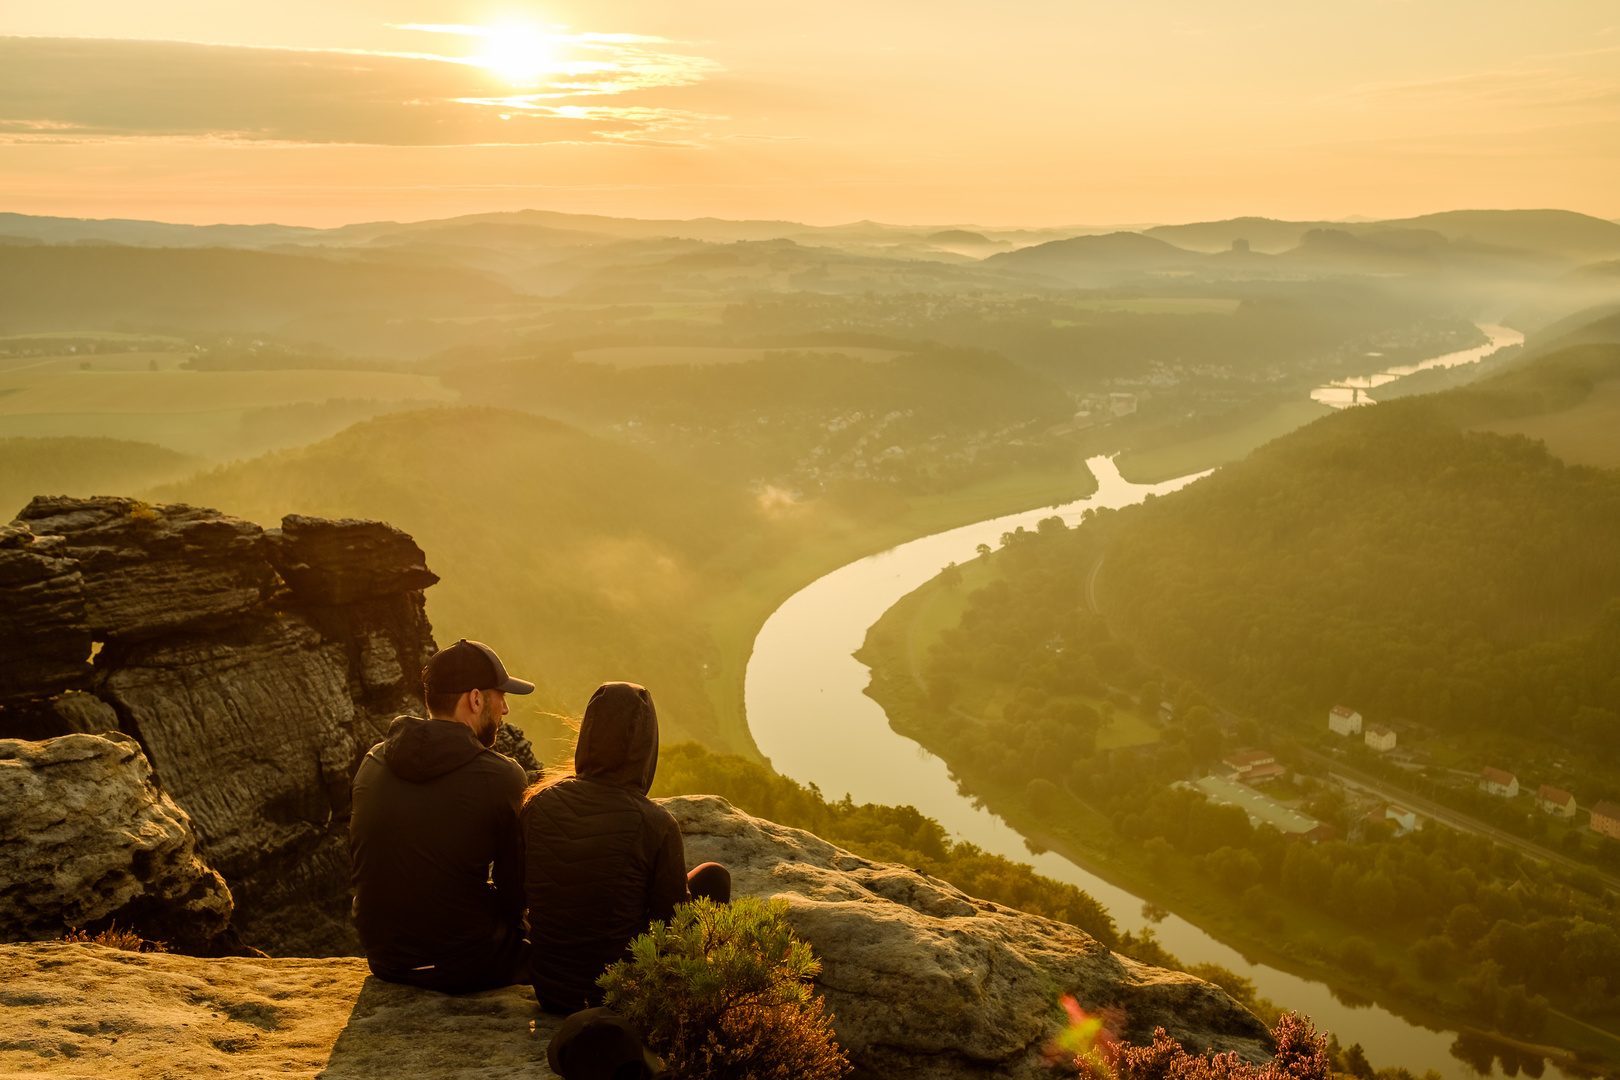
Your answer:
[0,942,562,1079]
[0,733,232,951]
[668,795,1273,1079]
[0,497,441,956]
[0,798,1269,1080]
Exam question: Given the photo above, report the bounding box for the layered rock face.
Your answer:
[0,498,441,956]
[0,797,1269,1080]
[0,733,232,951]
[668,795,1273,1079]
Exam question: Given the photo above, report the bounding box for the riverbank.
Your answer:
[697,460,1102,757]
[856,566,1620,1072]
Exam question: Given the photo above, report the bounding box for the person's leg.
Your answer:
[687,862,731,904]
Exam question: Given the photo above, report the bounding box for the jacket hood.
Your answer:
[575,682,659,793]
[379,715,488,782]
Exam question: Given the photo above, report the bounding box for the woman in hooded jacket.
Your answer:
[521,681,729,1014]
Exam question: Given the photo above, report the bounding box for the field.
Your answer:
[1061,298,1242,316]
[573,345,901,368]
[1476,377,1620,469]
[1115,399,1333,484]
[0,359,457,457]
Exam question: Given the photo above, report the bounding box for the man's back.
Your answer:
[350,715,526,990]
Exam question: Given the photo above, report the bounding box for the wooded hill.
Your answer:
[1096,341,1620,748]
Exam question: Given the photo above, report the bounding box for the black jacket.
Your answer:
[522,682,690,1009]
[349,716,527,984]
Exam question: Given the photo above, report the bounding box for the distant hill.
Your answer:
[1380,209,1620,263]
[1145,217,1338,254]
[1097,341,1620,743]
[153,407,763,745]
[0,437,200,519]
[0,245,515,353]
[1149,209,1620,263]
[985,232,1200,283]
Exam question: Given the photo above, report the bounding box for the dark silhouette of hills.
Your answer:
[1148,209,1620,263]
[984,232,1199,283]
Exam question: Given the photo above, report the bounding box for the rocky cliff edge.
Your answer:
[0,789,1271,1080]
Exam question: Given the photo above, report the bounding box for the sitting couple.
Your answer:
[348,638,730,1011]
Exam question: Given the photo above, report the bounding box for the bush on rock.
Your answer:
[600,896,849,1080]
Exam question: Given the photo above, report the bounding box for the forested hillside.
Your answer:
[1097,343,1620,747]
[155,407,770,744]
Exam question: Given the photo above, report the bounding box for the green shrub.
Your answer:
[599,897,849,1080]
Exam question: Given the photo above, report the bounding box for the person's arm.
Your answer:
[489,762,527,922]
[646,818,691,925]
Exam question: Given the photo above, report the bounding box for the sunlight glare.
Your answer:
[480,23,557,86]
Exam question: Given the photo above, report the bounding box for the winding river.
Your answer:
[746,452,1561,1079]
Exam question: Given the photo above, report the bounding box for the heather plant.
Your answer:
[599,896,849,1080]
[60,924,167,953]
[1049,1004,1333,1080]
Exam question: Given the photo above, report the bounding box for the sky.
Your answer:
[2,1,1618,227]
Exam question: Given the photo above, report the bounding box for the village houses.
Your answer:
[1535,785,1577,819]
[1480,766,1519,798]
[1364,723,1397,753]
[1329,705,1362,737]
[1222,748,1286,784]
[1592,801,1620,841]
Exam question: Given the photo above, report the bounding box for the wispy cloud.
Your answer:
[0,31,724,148]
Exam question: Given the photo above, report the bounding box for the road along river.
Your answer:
[745,455,1562,1080]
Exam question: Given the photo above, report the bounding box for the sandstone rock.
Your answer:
[0,733,232,951]
[665,794,1273,1079]
[0,522,91,706]
[15,496,275,642]
[0,690,121,741]
[96,616,367,957]
[267,515,440,606]
[0,942,563,1079]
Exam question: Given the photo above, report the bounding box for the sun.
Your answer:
[480,23,557,86]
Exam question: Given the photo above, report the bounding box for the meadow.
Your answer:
[1477,376,1620,469]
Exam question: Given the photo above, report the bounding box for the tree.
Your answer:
[939,561,964,589]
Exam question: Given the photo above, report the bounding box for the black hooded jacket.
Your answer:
[522,682,690,1010]
[349,715,527,985]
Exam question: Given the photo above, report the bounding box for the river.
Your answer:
[744,454,1563,1080]
[1311,324,1524,408]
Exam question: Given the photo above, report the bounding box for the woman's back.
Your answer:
[521,682,688,1012]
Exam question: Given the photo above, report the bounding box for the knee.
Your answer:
[687,862,731,904]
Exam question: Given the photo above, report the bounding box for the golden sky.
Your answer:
[2,1,1617,227]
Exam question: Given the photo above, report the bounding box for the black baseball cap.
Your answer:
[423,639,535,696]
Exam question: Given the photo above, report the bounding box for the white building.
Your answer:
[1479,767,1519,798]
[1329,705,1362,737]
[1364,724,1397,753]
[1109,393,1138,417]
[1536,785,1576,819]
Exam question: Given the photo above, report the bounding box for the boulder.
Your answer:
[0,733,232,952]
[665,794,1274,1079]
[267,515,440,606]
[0,495,443,956]
[0,942,562,1078]
[14,496,275,642]
[0,522,92,706]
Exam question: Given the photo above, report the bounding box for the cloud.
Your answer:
[0,35,721,147]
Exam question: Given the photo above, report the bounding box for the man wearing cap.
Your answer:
[349,638,537,993]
